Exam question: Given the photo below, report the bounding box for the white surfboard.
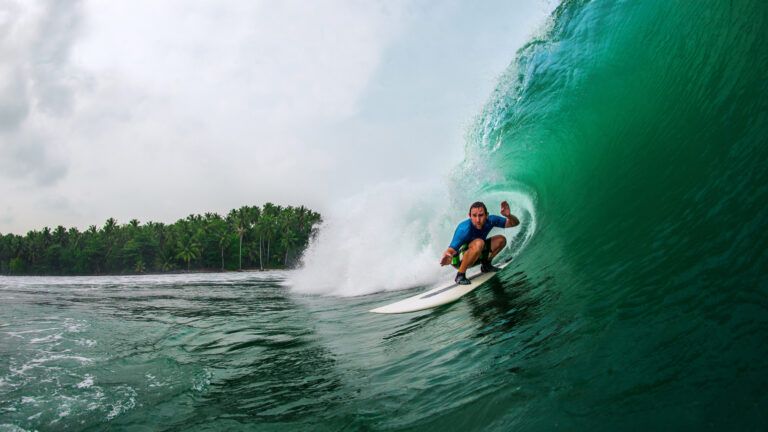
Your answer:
[369,261,511,314]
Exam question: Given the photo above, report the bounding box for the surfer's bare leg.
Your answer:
[488,235,507,259]
[458,239,485,273]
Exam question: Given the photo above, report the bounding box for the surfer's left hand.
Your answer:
[500,201,511,217]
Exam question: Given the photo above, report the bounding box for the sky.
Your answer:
[0,0,554,234]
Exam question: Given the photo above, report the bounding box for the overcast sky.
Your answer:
[0,0,553,234]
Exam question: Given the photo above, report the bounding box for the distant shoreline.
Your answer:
[1,203,321,277]
[0,267,295,277]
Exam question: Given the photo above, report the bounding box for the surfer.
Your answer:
[440,201,520,285]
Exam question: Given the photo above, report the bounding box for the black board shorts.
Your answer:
[451,241,491,269]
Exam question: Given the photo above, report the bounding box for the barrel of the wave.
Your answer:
[460,0,768,428]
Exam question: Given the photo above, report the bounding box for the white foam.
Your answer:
[10,363,37,376]
[145,372,166,388]
[30,334,63,344]
[76,374,94,389]
[36,354,93,364]
[0,423,31,432]
[288,181,454,296]
[11,353,94,377]
[75,339,97,347]
[106,386,137,420]
[192,368,212,392]
[57,405,71,420]
[5,328,60,338]
[87,388,106,411]
[63,319,87,333]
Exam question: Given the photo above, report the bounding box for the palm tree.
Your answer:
[199,214,227,271]
[134,258,146,273]
[258,213,275,269]
[103,218,117,234]
[101,218,119,272]
[228,207,251,270]
[218,230,229,271]
[280,230,299,267]
[176,237,201,272]
[53,225,67,246]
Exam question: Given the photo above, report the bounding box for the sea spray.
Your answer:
[289,181,453,296]
[289,181,535,296]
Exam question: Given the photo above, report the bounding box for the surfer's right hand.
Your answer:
[440,251,453,266]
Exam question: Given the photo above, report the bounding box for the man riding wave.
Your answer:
[440,201,520,285]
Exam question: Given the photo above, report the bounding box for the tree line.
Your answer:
[0,203,321,275]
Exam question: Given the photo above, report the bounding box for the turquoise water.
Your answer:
[3,0,768,430]
[1,272,549,431]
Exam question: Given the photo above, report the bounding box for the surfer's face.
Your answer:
[469,207,487,230]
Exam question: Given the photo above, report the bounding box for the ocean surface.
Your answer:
[3,0,768,430]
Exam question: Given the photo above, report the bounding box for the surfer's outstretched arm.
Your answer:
[442,221,471,266]
[500,201,520,228]
[440,247,457,266]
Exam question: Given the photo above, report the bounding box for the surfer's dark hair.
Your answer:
[468,201,488,215]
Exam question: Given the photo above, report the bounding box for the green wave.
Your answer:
[465,0,768,287]
[453,0,768,427]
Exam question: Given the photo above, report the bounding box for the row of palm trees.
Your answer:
[0,203,321,275]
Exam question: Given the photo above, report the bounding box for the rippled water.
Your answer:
[1,264,766,431]
[1,271,555,431]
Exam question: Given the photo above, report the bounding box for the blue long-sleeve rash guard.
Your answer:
[448,215,507,251]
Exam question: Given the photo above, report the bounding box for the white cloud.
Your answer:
[0,0,81,188]
[0,0,552,234]
[1,0,409,231]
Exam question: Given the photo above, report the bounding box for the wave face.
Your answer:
[455,0,768,427]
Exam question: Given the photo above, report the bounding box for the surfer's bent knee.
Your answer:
[468,239,485,251]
